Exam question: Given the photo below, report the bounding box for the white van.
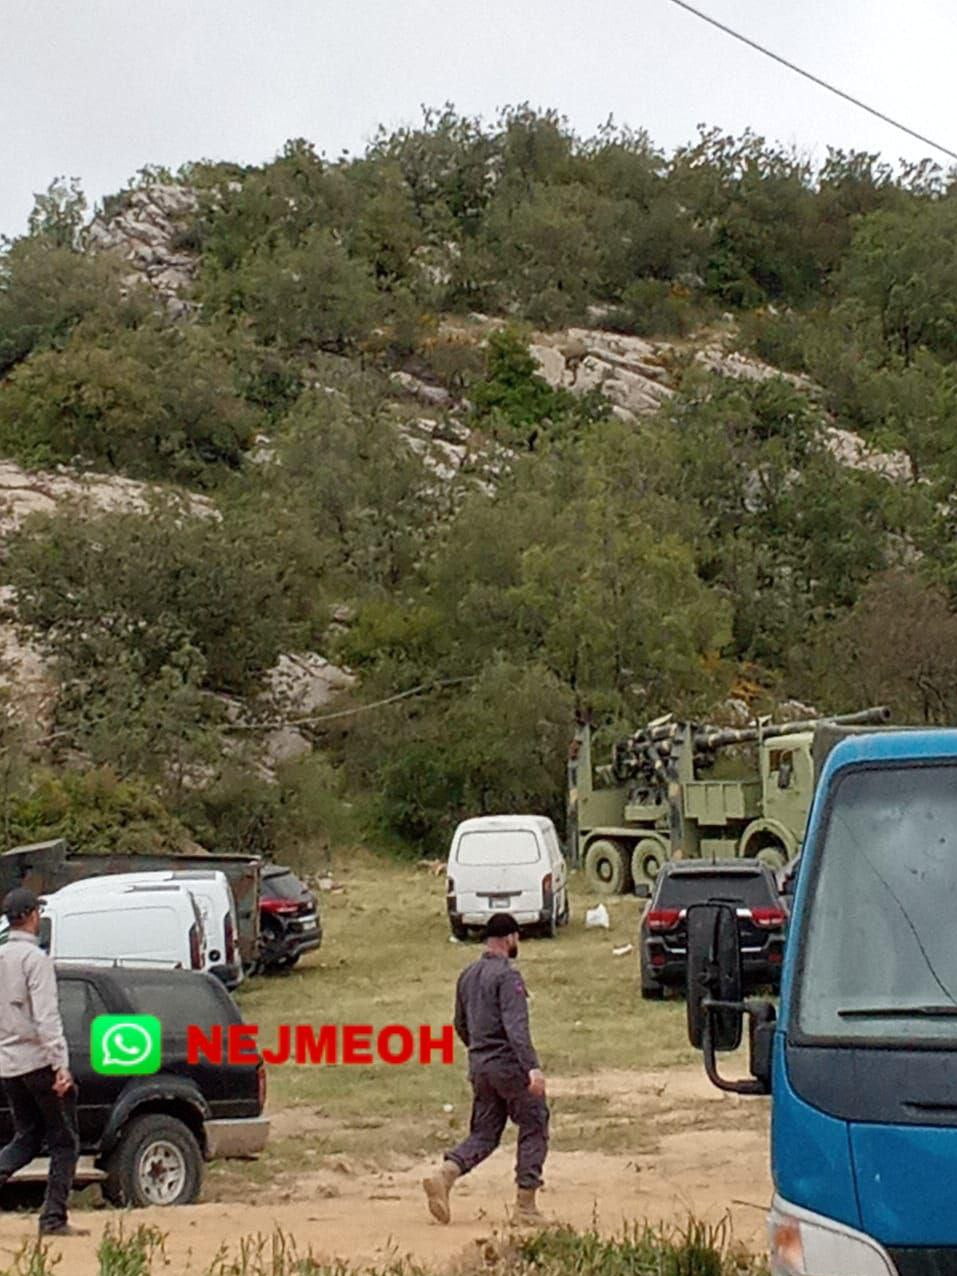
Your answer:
[445,815,570,940]
[47,870,243,987]
[25,881,208,972]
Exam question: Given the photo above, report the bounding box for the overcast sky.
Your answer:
[3,0,956,238]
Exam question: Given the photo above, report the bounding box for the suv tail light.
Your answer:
[224,913,236,964]
[260,898,299,916]
[189,922,202,969]
[647,909,681,932]
[750,907,787,929]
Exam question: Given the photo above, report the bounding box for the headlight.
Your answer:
[769,1197,896,1275]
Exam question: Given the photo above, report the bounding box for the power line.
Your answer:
[666,0,957,165]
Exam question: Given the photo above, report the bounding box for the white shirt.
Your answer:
[0,931,69,1076]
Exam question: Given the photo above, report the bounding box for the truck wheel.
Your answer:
[631,837,667,890]
[584,839,632,895]
[102,1114,203,1207]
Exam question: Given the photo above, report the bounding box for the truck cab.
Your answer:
[686,727,957,1274]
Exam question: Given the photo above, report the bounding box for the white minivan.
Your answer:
[47,870,243,987]
[445,814,570,940]
[18,881,209,972]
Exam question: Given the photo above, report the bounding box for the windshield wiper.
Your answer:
[838,1005,957,1018]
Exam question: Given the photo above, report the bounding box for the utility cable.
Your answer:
[666,0,957,164]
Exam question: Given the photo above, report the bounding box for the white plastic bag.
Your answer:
[584,903,610,929]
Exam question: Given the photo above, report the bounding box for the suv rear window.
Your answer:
[125,975,240,1033]
[261,870,304,901]
[455,831,541,865]
[655,870,775,908]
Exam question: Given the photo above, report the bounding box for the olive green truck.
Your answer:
[566,705,891,894]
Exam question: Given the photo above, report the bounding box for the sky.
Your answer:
[3,0,956,238]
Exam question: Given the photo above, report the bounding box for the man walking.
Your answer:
[0,888,85,1236]
[423,913,548,1225]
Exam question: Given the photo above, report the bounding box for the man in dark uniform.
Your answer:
[423,913,548,1225]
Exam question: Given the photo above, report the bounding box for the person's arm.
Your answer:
[24,949,70,1078]
[454,972,470,1046]
[498,970,541,1078]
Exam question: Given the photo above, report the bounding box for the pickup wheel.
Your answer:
[102,1114,203,1207]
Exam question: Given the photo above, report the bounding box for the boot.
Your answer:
[514,1185,545,1225]
[423,1159,460,1224]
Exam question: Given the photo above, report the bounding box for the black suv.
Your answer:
[258,864,322,971]
[2,964,269,1207]
[638,860,787,999]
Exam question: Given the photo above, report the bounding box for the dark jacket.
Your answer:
[453,951,540,1077]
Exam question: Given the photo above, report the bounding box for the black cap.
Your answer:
[482,913,519,940]
[3,888,39,922]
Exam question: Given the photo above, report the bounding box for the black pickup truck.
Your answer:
[2,964,269,1207]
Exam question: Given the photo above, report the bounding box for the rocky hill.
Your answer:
[1,111,953,857]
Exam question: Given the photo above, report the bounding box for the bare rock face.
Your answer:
[530,328,677,416]
[0,460,214,541]
[821,426,914,483]
[84,185,200,317]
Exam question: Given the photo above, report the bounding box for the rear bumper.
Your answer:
[454,910,544,928]
[204,1115,270,1160]
[645,945,782,987]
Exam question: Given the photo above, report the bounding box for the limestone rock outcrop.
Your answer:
[84,185,200,317]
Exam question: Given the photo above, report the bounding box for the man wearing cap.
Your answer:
[422,913,548,1225]
[0,888,84,1237]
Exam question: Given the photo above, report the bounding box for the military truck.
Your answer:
[566,705,891,895]
[0,840,263,969]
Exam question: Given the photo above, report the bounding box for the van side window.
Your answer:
[57,979,107,1041]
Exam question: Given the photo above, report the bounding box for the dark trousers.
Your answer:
[446,1067,549,1189]
[0,1067,79,1229]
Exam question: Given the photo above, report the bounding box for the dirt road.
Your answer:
[0,1068,771,1275]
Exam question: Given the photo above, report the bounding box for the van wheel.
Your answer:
[450,920,469,941]
[103,1114,203,1207]
[540,906,557,938]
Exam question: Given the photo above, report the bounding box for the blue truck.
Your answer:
[686,724,957,1275]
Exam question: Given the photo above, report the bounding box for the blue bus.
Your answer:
[687,726,957,1276]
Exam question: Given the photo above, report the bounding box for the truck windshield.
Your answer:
[796,761,957,1042]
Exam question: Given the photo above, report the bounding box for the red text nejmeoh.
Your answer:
[186,1023,456,1066]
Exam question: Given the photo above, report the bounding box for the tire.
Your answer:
[103,1114,203,1208]
[558,890,570,926]
[639,948,664,1000]
[450,920,469,941]
[583,839,632,895]
[631,837,668,892]
[540,903,558,938]
[259,919,287,970]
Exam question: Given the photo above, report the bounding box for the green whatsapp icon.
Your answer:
[91,1015,162,1075]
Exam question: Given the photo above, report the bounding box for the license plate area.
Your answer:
[486,895,513,908]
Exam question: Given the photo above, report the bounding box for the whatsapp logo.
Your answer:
[91,1015,162,1075]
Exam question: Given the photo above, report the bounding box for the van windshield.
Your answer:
[796,762,957,1042]
[456,830,540,865]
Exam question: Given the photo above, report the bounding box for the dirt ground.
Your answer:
[0,1068,772,1275]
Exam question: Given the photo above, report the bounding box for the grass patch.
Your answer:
[233,851,700,1160]
[0,1223,768,1275]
